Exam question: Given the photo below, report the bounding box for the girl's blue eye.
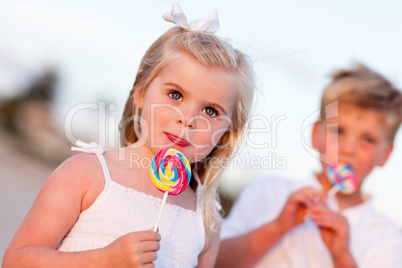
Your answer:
[204,107,217,117]
[169,91,182,101]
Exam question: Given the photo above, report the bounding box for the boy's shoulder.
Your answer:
[240,175,304,205]
[251,174,313,192]
[356,200,401,228]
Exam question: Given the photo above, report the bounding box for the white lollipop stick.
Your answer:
[327,184,341,198]
[153,191,169,232]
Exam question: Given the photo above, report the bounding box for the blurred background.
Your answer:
[1,0,401,262]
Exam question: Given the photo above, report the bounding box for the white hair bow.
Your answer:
[71,140,104,155]
[163,2,219,33]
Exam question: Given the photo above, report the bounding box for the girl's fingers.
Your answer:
[141,251,158,264]
[141,240,161,252]
[136,230,161,242]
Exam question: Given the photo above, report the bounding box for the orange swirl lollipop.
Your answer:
[150,148,191,231]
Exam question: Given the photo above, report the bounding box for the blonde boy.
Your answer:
[216,63,402,268]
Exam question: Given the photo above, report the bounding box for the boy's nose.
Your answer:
[340,137,357,155]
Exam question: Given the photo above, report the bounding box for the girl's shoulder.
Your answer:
[54,153,104,183]
[49,153,106,211]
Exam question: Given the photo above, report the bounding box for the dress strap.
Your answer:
[193,172,204,219]
[71,140,112,187]
[192,172,222,214]
[193,171,221,241]
[193,171,203,196]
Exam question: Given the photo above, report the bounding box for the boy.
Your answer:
[216,63,402,268]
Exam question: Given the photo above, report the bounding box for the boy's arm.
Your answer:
[197,229,220,267]
[307,204,357,268]
[215,219,286,268]
[215,187,325,268]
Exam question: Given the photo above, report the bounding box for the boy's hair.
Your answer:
[119,27,255,233]
[320,63,402,141]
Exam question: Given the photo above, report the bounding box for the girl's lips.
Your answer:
[165,133,191,147]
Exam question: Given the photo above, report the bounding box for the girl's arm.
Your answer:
[197,229,221,268]
[3,154,160,268]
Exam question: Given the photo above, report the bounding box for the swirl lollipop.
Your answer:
[326,162,357,197]
[150,148,191,231]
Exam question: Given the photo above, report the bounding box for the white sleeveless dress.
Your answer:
[57,142,205,267]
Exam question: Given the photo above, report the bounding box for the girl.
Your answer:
[3,3,255,267]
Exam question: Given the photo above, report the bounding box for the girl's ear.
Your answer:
[133,84,144,108]
[378,143,394,167]
[216,131,229,146]
[133,70,144,108]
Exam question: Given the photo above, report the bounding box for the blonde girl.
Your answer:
[4,3,255,267]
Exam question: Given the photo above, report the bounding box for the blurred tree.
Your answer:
[0,70,57,132]
[0,69,72,165]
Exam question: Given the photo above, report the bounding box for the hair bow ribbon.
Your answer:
[71,140,104,155]
[163,2,219,33]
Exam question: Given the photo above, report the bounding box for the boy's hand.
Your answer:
[307,204,355,265]
[102,229,161,268]
[276,187,325,233]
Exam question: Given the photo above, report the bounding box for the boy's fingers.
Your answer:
[294,187,326,206]
[308,203,340,215]
[308,211,348,230]
[312,217,349,237]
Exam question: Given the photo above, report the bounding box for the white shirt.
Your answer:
[57,152,205,268]
[221,175,402,268]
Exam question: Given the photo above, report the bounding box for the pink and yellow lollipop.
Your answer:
[151,148,191,195]
[327,162,357,196]
[150,148,191,231]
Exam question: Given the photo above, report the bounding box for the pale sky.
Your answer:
[1,0,401,226]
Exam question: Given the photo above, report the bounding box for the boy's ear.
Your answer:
[378,143,394,167]
[311,121,320,150]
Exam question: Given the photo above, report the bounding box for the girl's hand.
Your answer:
[307,204,357,267]
[275,187,325,233]
[103,230,161,268]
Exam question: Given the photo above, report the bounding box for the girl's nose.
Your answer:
[178,117,195,128]
[177,111,196,129]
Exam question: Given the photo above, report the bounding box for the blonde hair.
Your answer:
[119,27,255,233]
[320,63,402,141]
